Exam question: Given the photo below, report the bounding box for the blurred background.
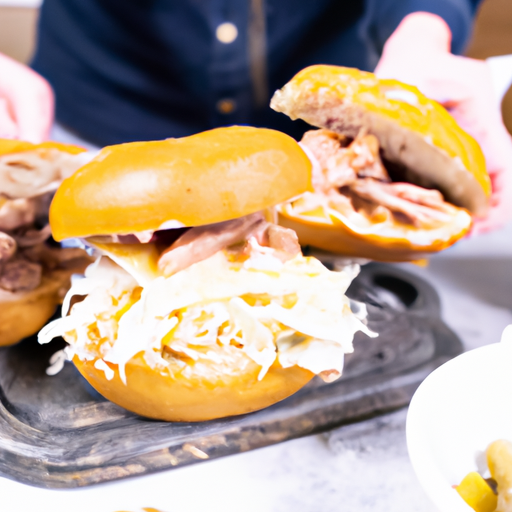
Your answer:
[1,0,512,132]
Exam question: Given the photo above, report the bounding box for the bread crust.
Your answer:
[74,354,314,422]
[0,263,89,346]
[50,126,313,240]
[278,210,471,262]
[0,139,86,157]
[270,65,490,217]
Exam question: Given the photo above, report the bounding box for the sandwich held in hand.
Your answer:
[271,65,492,262]
[0,140,92,346]
[39,126,375,422]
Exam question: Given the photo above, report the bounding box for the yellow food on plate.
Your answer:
[456,472,497,512]
[488,439,512,512]
[456,439,512,512]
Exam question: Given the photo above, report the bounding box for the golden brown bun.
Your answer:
[0,263,90,347]
[0,139,86,156]
[50,126,313,241]
[74,354,314,422]
[0,139,87,345]
[278,211,470,262]
[271,65,491,217]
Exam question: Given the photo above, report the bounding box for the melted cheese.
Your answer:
[88,240,161,285]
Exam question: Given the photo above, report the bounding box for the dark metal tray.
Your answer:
[0,263,462,489]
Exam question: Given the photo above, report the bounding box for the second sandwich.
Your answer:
[271,65,492,261]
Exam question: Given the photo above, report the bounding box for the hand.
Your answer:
[374,12,512,233]
[0,52,54,143]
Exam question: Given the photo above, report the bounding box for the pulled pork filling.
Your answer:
[295,129,464,230]
[156,213,301,276]
[39,215,375,383]
[0,148,90,293]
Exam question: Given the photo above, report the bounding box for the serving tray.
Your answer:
[0,263,462,489]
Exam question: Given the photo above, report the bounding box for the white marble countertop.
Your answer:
[3,223,512,512]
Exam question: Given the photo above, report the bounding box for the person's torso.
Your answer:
[33,0,367,145]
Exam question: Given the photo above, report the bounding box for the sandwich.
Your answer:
[0,140,92,346]
[270,65,492,261]
[38,126,375,422]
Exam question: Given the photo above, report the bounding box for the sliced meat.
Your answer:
[0,149,87,200]
[349,179,453,228]
[22,244,89,270]
[324,151,358,189]
[14,224,52,248]
[0,198,37,231]
[229,223,301,263]
[266,225,300,255]
[300,129,390,192]
[0,232,16,263]
[301,129,355,191]
[158,213,266,276]
[0,152,60,199]
[0,258,42,292]
[346,133,390,182]
[258,224,301,262]
[301,129,349,171]
[299,128,460,230]
[386,183,455,213]
[52,247,93,266]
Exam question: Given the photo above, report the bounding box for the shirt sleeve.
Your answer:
[363,0,484,57]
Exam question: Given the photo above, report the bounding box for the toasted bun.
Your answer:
[278,210,471,262]
[74,354,314,422]
[0,266,85,347]
[50,126,313,241]
[0,139,86,157]
[271,65,491,217]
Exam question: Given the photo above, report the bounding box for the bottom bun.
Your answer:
[0,268,80,347]
[278,211,471,262]
[74,354,315,422]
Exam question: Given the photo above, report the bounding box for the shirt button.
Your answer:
[216,22,238,44]
[216,98,237,114]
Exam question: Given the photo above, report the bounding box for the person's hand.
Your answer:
[0,52,54,143]
[374,12,512,233]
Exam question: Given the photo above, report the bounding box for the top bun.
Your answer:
[50,126,312,240]
[0,139,86,156]
[271,65,491,217]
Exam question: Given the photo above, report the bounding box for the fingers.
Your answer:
[376,13,451,63]
[0,98,17,139]
[471,203,511,234]
[0,53,54,143]
[8,68,54,143]
[375,22,512,233]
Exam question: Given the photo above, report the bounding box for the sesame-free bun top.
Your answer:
[270,65,491,217]
[50,126,313,241]
[0,139,86,156]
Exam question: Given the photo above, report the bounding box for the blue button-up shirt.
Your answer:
[33,0,482,146]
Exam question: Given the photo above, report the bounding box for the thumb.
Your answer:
[9,70,54,143]
[0,98,18,139]
[0,54,54,143]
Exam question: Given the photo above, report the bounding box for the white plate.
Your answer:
[406,332,512,512]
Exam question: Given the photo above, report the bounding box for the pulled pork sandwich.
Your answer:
[270,65,492,262]
[0,140,93,346]
[39,126,375,422]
